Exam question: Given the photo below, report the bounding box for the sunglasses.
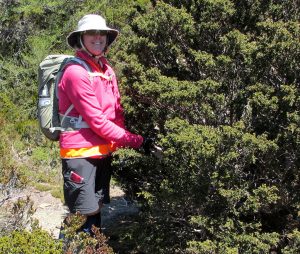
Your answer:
[84,30,108,36]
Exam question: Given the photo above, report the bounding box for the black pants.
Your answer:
[62,157,112,215]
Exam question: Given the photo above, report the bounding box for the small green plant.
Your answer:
[50,185,64,202]
[61,213,115,254]
[0,227,62,254]
[0,195,62,253]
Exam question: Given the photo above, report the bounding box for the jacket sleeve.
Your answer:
[62,65,143,149]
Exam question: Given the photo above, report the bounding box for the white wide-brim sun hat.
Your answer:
[67,14,119,49]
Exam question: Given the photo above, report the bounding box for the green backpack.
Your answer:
[37,55,91,141]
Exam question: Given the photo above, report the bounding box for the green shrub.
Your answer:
[0,227,62,254]
[111,1,300,253]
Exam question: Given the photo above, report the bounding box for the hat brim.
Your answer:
[67,28,119,49]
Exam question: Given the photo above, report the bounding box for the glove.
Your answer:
[118,131,143,149]
[151,144,164,160]
[142,137,155,155]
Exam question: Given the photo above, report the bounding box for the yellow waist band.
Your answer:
[60,143,117,159]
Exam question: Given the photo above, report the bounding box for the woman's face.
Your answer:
[82,30,107,56]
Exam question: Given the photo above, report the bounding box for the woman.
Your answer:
[58,14,144,235]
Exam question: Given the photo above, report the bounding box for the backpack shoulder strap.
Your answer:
[55,57,92,98]
[71,57,92,73]
[72,57,114,81]
[54,57,93,133]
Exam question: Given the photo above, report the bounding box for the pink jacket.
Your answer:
[58,50,143,149]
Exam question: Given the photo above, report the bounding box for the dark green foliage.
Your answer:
[111,0,300,253]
